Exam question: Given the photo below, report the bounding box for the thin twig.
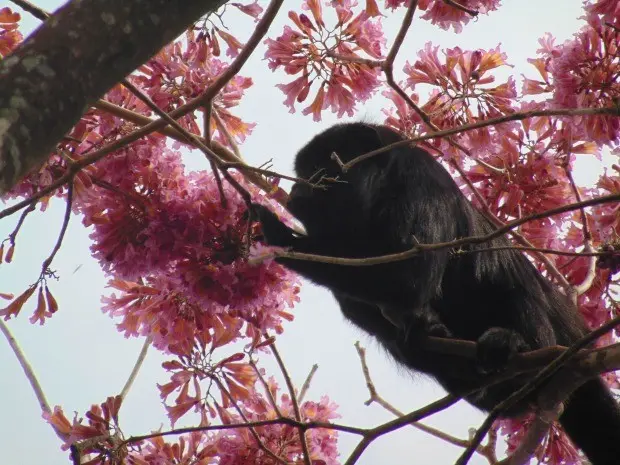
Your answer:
[354,342,496,463]
[119,336,151,401]
[268,338,312,465]
[125,417,366,445]
[298,364,318,403]
[0,318,50,413]
[41,181,74,274]
[456,244,611,258]
[8,202,36,244]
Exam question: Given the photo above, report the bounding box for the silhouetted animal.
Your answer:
[250,122,620,464]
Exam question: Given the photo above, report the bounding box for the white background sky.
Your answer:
[0,1,603,464]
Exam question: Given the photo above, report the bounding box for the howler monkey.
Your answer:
[250,122,620,464]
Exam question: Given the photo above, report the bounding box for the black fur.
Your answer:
[251,122,620,463]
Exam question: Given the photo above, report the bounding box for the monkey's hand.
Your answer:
[246,203,297,247]
[476,327,530,374]
[410,309,452,339]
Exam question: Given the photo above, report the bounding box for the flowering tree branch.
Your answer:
[341,105,620,171]
[79,336,620,465]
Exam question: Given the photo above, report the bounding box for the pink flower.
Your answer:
[585,0,620,24]
[0,7,22,57]
[276,74,312,112]
[96,168,301,356]
[232,1,264,21]
[137,30,255,147]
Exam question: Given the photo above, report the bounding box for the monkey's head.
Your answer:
[286,123,404,236]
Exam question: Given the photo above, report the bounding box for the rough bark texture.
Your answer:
[0,0,227,193]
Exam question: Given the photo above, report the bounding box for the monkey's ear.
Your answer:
[337,123,388,167]
[351,123,384,148]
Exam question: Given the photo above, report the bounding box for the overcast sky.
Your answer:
[0,1,598,464]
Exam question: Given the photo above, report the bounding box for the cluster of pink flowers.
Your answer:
[131,381,340,465]
[84,139,300,355]
[264,0,385,121]
[212,377,340,465]
[44,372,341,465]
[522,14,620,146]
[3,29,300,355]
[385,0,500,31]
[136,30,256,144]
[381,43,518,159]
[497,416,581,465]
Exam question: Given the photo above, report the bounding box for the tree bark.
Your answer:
[0,0,227,193]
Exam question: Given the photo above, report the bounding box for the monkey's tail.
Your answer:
[559,378,620,465]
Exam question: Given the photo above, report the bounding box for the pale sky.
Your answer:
[0,1,596,464]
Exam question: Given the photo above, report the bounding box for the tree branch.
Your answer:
[0,0,228,193]
[0,318,50,413]
[342,105,620,171]
[266,192,620,267]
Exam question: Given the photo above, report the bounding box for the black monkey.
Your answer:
[250,122,620,464]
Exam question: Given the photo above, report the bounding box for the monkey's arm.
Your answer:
[251,203,425,307]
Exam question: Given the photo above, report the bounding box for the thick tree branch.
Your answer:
[0,0,227,193]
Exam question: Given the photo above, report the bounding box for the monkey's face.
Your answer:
[287,177,361,237]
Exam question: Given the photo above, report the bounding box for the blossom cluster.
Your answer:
[2,26,302,355]
[385,0,501,32]
[0,7,21,57]
[44,374,340,465]
[264,0,385,121]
